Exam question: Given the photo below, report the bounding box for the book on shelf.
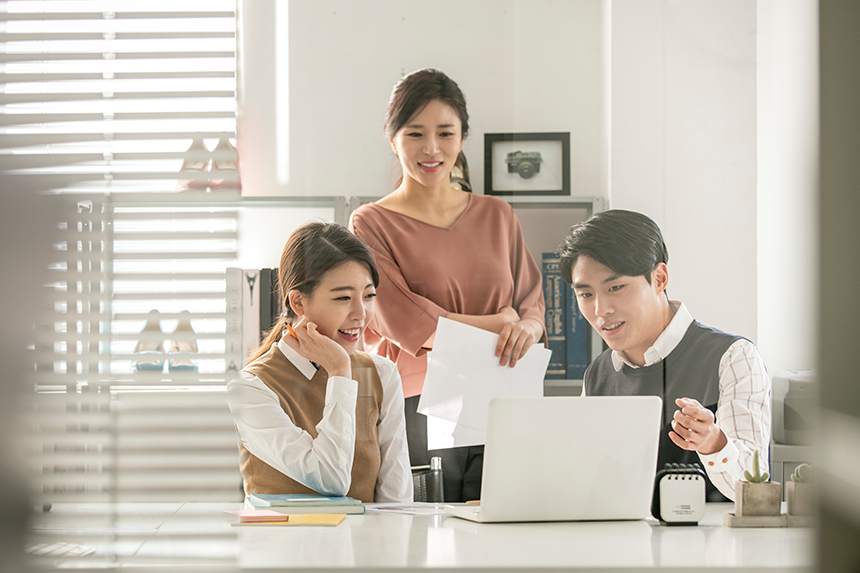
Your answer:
[227,267,285,369]
[541,253,567,379]
[564,275,590,380]
[245,493,365,515]
[259,268,282,337]
[225,268,244,373]
[249,493,362,506]
[239,268,262,368]
[541,252,590,381]
[259,268,273,336]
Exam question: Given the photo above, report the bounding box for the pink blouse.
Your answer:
[349,194,546,398]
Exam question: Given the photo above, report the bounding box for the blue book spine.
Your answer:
[542,253,566,379]
[564,279,590,380]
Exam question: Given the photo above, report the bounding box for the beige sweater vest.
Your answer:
[238,346,383,502]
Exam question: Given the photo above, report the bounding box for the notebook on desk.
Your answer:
[444,396,662,523]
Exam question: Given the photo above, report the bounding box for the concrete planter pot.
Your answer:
[786,481,815,516]
[735,481,782,516]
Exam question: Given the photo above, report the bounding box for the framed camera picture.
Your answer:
[484,132,570,196]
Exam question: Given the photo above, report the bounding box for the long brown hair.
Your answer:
[246,221,379,363]
[384,68,471,191]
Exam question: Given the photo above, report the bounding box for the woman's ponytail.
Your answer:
[247,315,288,363]
[450,151,471,192]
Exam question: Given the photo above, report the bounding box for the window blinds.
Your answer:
[25,194,245,568]
[0,0,239,195]
[3,3,246,568]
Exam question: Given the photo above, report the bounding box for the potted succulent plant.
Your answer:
[786,463,815,516]
[735,450,782,517]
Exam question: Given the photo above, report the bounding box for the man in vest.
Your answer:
[558,209,770,501]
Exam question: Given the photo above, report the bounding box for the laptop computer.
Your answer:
[444,395,662,523]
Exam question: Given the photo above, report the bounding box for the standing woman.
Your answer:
[349,69,545,502]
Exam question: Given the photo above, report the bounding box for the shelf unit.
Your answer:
[134,193,606,396]
[121,193,606,396]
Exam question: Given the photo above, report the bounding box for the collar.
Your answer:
[276,335,320,380]
[611,300,692,371]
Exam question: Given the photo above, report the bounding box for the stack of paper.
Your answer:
[224,509,289,523]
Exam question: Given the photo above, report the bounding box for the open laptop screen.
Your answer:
[474,396,662,523]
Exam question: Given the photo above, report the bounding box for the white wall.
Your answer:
[610,0,758,341]
[238,0,604,199]
[235,204,336,269]
[756,0,819,373]
[240,1,821,366]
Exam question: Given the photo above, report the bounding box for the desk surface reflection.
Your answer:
[29,502,813,572]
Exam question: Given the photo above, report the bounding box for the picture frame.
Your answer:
[484,132,570,196]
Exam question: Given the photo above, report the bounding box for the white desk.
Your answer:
[29,502,814,572]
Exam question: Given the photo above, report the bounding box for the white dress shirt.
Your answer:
[588,301,771,501]
[226,337,412,503]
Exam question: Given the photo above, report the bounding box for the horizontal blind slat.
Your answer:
[0,12,235,22]
[2,32,235,41]
[1,74,234,85]
[31,332,231,343]
[0,150,234,166]
[110,253,238,261]
[0,91,235,104]
[110,352,233,360]
[1,132,235,148]
[33,377,235,387]
[0,52,235,63]
[35,311,238,321]
[112,311,238,319]
[30,452,238,465]
[113,232,237,240]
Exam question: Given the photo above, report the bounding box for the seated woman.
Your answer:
[226,221,412,503]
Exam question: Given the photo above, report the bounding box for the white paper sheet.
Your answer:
[418,317,551,448]
[426,414,489,450]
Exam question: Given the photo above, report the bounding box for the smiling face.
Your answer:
[292,260,376,355]
[389,99,464,190]
[571,255,671,367]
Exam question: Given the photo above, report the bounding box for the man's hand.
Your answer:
[668,397,727,455]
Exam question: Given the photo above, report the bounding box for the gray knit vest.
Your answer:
[584,321,743,500]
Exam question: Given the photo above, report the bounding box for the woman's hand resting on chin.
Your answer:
[283,318,352,379]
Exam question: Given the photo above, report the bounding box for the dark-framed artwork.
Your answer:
[484,132,570,196]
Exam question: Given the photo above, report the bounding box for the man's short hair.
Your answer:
[558,209,669,285]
